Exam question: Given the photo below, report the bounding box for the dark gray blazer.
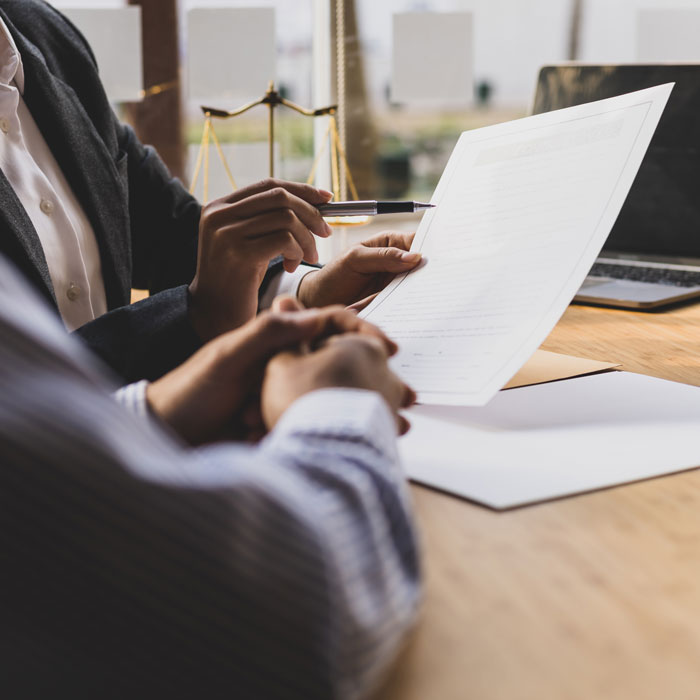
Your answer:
[0,0,279,382]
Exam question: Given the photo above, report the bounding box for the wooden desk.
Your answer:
[377,301,700,700]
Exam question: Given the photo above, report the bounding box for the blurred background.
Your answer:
[49,0,700,256]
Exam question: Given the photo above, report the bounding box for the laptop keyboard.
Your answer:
[590,262,700,288]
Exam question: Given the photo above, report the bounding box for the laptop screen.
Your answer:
[532,65,700,260]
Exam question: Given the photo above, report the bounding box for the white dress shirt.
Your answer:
[0,14,315,334]
[0,16,107,331]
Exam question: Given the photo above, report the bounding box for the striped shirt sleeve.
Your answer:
[0,255,421,699]
[113,379,149,417]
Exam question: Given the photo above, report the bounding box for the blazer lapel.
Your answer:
[6,18,131,309]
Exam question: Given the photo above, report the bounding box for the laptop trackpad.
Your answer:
[576,277,700,306]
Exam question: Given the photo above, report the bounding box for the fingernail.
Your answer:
[324,222,333,236]
[319,189,334,199]
[400,251,421,263]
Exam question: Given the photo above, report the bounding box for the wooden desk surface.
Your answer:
[377,301,700,700]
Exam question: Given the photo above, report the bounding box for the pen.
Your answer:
[317,200,435,216]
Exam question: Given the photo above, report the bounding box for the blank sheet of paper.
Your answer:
[401,372,700,510]
[362,84,672,405]
[187,8,275,100]
[637,10,700,62]
[391,12,473,104]
[62,8,142,102]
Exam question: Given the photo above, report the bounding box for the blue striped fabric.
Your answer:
[0,255,421,699]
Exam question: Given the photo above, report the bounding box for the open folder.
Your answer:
[504,350,618,390]
[361,84,673,406]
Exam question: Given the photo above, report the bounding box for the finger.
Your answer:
[362,230,416,251]
[220,312,321,368]
[220,180,333,236]
[246,212,318,264]
[311,308,398,355]
[272,295,305,312]
[324,333,392,363]
[224,178,332,204]
[230,306,358,360]
[347,292,379,313]
[220,304,396,372]
[273,305,396,355]
[226,187,332,239]
[397,414,411,436]
[346,245,422,275]
[238,229,306,271]
[402,383,417,408]
[220,210,319,265]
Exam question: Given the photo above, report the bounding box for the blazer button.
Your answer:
[66,283,82,302]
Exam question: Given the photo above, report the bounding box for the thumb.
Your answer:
[347,292,379,313]
[350,246,422,274]
[272,294,305,312]
[248,306,355,359]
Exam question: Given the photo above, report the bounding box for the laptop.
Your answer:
[532,64,700,309]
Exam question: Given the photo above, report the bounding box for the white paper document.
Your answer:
[361,85,673,405]
[401,372,700,509]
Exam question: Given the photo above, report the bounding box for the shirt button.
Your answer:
[39,198,54,215]
[0,117,9,133]
[66,283,82,302]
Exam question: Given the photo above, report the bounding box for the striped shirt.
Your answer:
[0,254,421,699]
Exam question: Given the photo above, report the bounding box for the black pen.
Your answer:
[317,200,435,216]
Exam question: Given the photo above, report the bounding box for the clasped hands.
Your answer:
[163,177,423,443]
[147,296,416,445]
[187,178,422,340]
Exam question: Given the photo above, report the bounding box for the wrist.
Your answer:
[187,282,218,342]
[297,268,320,308]
[187,277,259,342]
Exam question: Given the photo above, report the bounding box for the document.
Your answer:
[401,371,700,509]
[361,85,672,405]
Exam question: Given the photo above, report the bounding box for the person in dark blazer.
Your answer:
[0,0,421,383]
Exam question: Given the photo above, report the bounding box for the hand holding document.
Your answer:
[358,84,700,510]
[361,84,673,405]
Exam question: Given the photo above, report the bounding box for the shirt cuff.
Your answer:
[265,388,401,470]
[258,265,318,310]
[113,380,149,418]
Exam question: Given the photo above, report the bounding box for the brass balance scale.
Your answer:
[189,81,370,228]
